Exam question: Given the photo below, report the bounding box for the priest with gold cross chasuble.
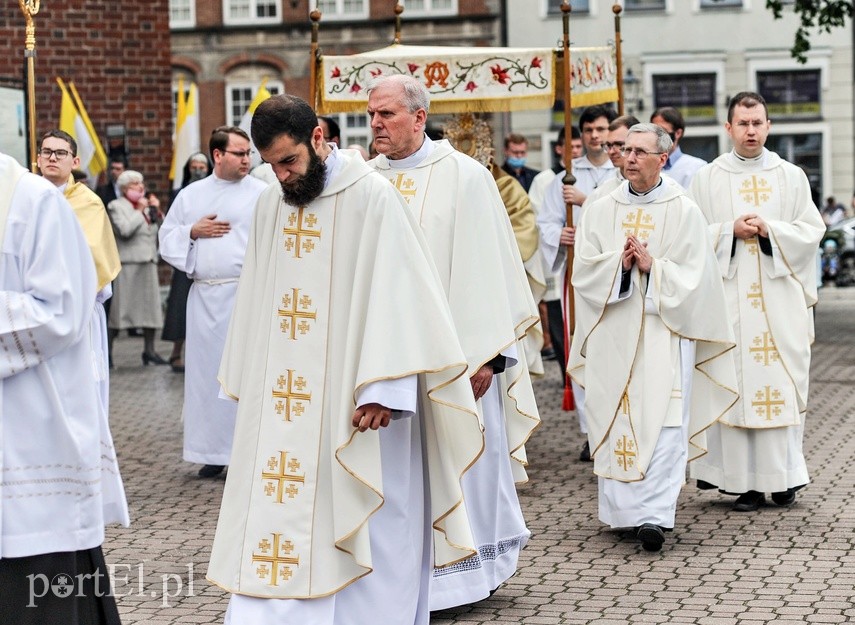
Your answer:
[688,92,825,511]
[568,124,737,552]
[207,95,483,625]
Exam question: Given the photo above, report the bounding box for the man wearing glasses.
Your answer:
[159,126,267,479]
[688,92,825,513]
[568,123,737,552]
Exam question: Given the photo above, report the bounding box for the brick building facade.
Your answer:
[0,1,173,195]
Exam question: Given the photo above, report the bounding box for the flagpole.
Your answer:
[309,9,321,111]
[560,0,577,411]
[394,2,404,44]
[19,0,41,172]
[613,3,625,116]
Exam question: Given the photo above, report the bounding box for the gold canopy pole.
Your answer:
[613,3,625,116]
[393,2,404,44]
[309,9,321,111]
[19,0,41,172]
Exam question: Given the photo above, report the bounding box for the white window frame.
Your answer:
[169,0,195,28]
[745,49,831,100]
[750,122,831,198]
[641,52,727,126]
[223,0,281,26]
[312,0,369,21]
[225,80,285,127]
[399,0,458,18]
[326,112,372,150]
[695,0,747,10]
[624,0,672,12]
[543,0,592,18]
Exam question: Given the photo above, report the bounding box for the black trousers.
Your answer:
[545,299,567,377]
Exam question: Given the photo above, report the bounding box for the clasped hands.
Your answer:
[622,235,652,273]
[734,213,768,239]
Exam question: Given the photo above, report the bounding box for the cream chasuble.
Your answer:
[689,150,824,430]
[569,180,737,483]
[370,140,541,483]
[208,152,483,599]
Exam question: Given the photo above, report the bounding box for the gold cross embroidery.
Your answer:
[272,369,311,422]
[252,533,299,586]
[752,385,785,421]
[278,288,317,339]
[621,208,655,240]
[615,435,636,472]
[747,282,765,311]
[750,332,779,366]
[740,175,773,207]
[282,207,321,258]
[391,173,417,204]
[262,451,306,503]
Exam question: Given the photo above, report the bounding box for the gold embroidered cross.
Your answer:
[615,435,636,471]
[252,533,299,586]
[740,175,773,207]
[746,239,759,256]
[752,385,785,421]
[750,332,779,366]
[621,208,655,240]
[747,282,765,311]
[278,288,317,339]
[272,369,312,422]
[391,173,417,204]
[282,207,321,258]
[262,451,306,503]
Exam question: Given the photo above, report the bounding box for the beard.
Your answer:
[279,146,326,207]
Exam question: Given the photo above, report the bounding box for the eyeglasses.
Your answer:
[223,149,253,159]
[39,148,72,160]
[604,141,625,152]
[620,147,665,159]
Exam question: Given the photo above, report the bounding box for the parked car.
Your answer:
[825,217,855,286]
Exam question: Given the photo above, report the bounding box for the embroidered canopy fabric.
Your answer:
[318,44,617,114]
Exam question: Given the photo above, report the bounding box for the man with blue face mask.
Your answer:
[502,133,539,192]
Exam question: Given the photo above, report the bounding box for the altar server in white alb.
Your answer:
[569,124,737,552]
[159,126,268,479]
[688,92,825,512]
[367,74,541,608]
[0,152,125,624]
[207,95,483,625]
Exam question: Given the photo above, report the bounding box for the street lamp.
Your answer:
[624,68,643,114]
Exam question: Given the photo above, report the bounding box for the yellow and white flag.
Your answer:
[170,78,201,190]
[239,79,272,169]
[57,77,107,188]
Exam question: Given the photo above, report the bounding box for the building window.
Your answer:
[652,73,718,123]
[699,0,742,7]
[226,81,283,126]
[316,0,368,20]
[402,0,457,16]
[224,0,280,25]
[679,135,720,164]
[169,0,195,27]
[756,69,821,120]
[765,132,823,203]
[546,0,589,15]
[625,0,666,10]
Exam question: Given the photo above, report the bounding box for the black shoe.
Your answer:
[733,490,765,512]
[636,524,665,552]
[579,441,591,462]
[142,351,169,366]
[541,347,557,361]
[198,464,225,478]
[697,479,718,490]
[169,355,185,373]
[771,488,797,506]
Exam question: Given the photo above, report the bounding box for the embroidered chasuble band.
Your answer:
[239,202,332,597]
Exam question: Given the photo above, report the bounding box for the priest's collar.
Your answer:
[726,148,767,170]
[386,134,434,170]
[322,143,343,191]
[625,177,665,205]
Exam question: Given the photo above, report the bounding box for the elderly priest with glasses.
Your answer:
[567,123,738,552]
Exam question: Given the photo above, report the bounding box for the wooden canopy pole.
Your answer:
[309,9,321,111]
[613,3,625,116]
[18,0,41,172]
[393,2,404,44]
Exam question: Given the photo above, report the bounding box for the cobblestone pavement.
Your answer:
[105,287,855,624]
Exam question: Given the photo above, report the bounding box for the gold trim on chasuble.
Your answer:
[729,172,798,429]
[246,201,334,593]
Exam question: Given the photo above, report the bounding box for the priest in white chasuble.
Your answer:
[206,95,483,625]
[366,75,541,609]
[159,126,267,479]
[569,124,737,552]
[688,92,825,512]
[0,152,123,624]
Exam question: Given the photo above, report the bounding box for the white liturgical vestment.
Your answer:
[688,149,825,493]
[569,178,738,528]
[159,172,267,465]
[370,138,541,610]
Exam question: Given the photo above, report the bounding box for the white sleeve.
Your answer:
[357,375,418,419]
